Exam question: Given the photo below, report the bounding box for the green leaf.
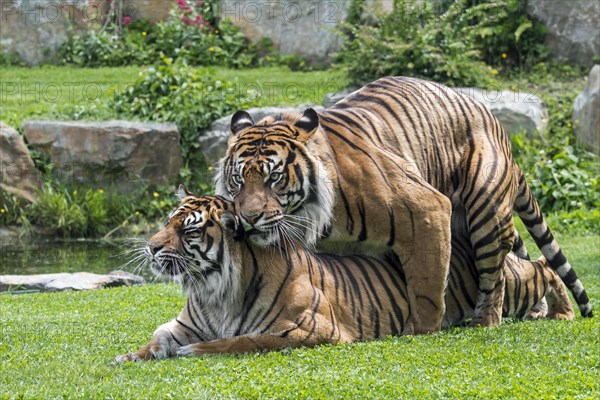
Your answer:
[514,21,532,42]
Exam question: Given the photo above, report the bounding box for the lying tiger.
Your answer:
[116,192,573,361]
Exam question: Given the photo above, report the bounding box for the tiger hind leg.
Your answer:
[511,230,548,319]
[514,166,592,318]
[459,153,516,327]
[538,256,575,320]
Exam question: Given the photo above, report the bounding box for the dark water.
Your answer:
[0,239,153,279]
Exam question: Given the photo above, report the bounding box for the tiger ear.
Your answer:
[294,108,320,142]
[219,211,246,242]
[175,184,193,201]
[230,110,255,137]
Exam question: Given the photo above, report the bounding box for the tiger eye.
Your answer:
[269,172,282,182]
[231,174,243,186]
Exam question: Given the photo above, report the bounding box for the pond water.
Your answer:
[0,238,153,279]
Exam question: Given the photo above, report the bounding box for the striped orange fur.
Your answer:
[116,196,573,361]
[216,77,591,333]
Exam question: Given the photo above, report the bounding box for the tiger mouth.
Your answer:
[245,226,279,246]
[149,257,184,277]
[150,257,221,279]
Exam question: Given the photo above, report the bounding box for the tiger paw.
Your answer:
[115,353,140,363]
[177,344,201,357]
[467,316,501,328]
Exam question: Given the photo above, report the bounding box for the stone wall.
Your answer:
[3,1,598,67]
[0,0,88,65]
[0,0,173,65]
[528,0,600,66]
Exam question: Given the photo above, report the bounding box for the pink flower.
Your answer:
[177,0,192,12]
[122,16,131,25]
[181,15,193,25]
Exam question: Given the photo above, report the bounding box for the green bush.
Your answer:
[511,83,599,216]
[336,0,549,86]
[61,0,256,68]
[0,192,27,227]
[27,182,134,237]
[109,56,258,183]
[336,0,495,86]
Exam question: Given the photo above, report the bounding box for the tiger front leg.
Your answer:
[393,189,453,335]
[178,311,340,356]
[177,329,338,356]
[116,320,191,362]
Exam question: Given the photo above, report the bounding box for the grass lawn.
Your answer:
[0,66,347,124]
[1,234,598,399]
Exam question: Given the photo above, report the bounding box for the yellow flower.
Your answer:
[135,211,141,216]
[0,208,5,213]
[501,53,507,59]
[491,69,498,75]
[153,192,160,198]
[98,189,104,194]
[142,31,147,36]
[215,30,219,34]
[208,166,214,171]
[73,190,77,196]
[208,47,215,52]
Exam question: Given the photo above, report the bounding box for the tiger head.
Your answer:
[145,187,244,297]
[215,108,335,247]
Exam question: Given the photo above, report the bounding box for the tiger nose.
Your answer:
[148,243,164,255]
[240,210,263,225]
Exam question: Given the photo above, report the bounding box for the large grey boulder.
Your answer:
[23,120,182,188]
[0,1,89,65]
[0,270,145,292]
[199,105,323,165]
[0,122,41,203]
[324,87,549,137]
[527,0,600,66]
[454,88,549,137]
[220,0,349,65]
[323,88,359,108]
[573,65,600,153]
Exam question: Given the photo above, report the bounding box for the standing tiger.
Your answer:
[116,194,574,361]
[215,76,592,333]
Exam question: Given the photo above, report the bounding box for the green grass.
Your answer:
[1,234,598,399]
[0,65,347,125]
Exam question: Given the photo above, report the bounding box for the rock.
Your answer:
[95,0,173,23]
[323,87,549,137]
[454,88,549,137]
[0,1,90,65]
[527,0,600,66]
[0,271,145,292]
[23,120,182,189]
[573,65,600,153]
[220,0,349,65]
[0,122,42,203]
[199,105,323,165]
[323,88,359,108]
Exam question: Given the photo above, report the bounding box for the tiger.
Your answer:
[215,76,592,333]
[116,193,573,361]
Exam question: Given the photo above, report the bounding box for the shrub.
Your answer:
[336,0,497,86]
[511,85,599,215]
[0,192,27,227]
[109,56,259,183]
[27,182,134,237]
[61,0,256,68]
[336,0,550,86]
